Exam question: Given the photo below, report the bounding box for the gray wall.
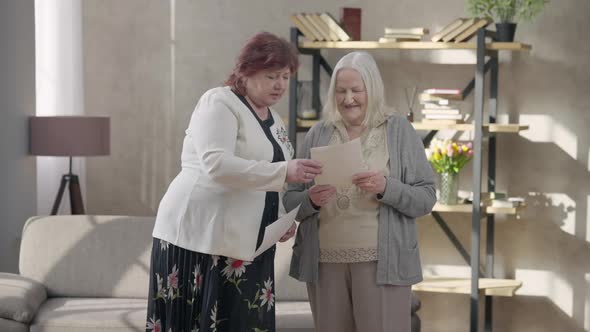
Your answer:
[0,0,37,273]
[82,0,590,331]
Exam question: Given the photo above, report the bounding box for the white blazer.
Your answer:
[152,86,293,261]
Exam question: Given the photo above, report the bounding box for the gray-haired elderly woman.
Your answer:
[283,51,436,332]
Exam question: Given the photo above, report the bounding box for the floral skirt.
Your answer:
[145,238,276,332]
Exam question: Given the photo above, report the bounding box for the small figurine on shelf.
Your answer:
[426,139,473,204]
[404,86,418,122]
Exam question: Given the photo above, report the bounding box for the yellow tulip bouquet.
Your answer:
[426,139,474,174]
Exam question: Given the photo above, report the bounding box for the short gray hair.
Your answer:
[323,51,392,127]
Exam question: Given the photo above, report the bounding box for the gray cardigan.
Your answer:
[283,114,436,285]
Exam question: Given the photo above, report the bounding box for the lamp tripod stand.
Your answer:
[51,156,85,215]
[30,116,110,215]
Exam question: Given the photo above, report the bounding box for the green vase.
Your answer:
[439,172,459,205]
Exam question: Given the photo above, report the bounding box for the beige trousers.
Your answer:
[307,261,411,332]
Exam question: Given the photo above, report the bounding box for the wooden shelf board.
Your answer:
[299,41,531,51]
[412,122,529,133]
[295,119,528,133]
[413,277,522,296]
[433,203,524,215]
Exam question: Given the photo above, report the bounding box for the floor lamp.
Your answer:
[30,116,110,215]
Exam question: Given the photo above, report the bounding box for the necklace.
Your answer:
[335,185,356,210]
[331,122,363,210]
[336,193,350,210]
[404,86,418,121]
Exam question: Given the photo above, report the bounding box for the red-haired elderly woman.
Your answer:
[146,32,322,332]
[284,51,436,332]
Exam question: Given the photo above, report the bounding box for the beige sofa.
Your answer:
[0,215,420,332]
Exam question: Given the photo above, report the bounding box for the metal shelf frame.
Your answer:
[288,27,527,332]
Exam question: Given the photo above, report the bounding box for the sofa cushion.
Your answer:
[19,216,155,298]
[0,317,29,332]
[0,272,47,323]
[30,298,147,332]
[31,298,313,332]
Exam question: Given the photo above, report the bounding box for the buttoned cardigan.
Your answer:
[153,86,293,261]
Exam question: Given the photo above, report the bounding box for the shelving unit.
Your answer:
[414,277,522,297]
[433,203,525,216]
[288,26,531,332]
[298,40,531,51]
[295,118,529,134]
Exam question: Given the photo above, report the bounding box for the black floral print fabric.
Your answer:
[145,239,277,332]
[146,91,286,332]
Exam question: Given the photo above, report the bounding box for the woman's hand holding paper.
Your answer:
[308,184,337,208]
[352,170,386,195]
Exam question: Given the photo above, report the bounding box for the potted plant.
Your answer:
[426,139,474,205]
[466,0,548,41]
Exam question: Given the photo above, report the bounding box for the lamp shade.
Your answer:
[30,116,110,156]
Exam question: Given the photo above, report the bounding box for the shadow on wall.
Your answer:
[417,53,590,330]
[500,138,590,330]
[418,292,587,332]
[502,40,590,327]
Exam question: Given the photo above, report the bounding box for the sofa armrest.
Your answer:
[0,272,47,324]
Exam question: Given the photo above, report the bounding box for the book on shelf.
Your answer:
[430,94,463,101]
[305,13,333,41]
[465,191,508,203]
[442,18,476,42]
[296,13,325,41]
[381,27,426,42]
[419,88,464,121]
[340,7,361,40]
[431,18,466,42]
[308,13,340,41]
[422,118,464,124]
[421,91,464,101]
[422,103,456,110]
[383,33,423,40]
[384,27,429,35]
[423,88,461,95]
[292,12,356,42]
[454,18,492,42]
[423,113,464,120]
[419,94,451,104]
[319,13,351,41]
[421,108,461,115]
[379,37,422,43]
[290,14,317,41]
[299,110,318,120]
[491,200,516,208]
[491,198,526,208]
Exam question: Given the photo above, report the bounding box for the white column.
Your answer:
[35,0,85,214]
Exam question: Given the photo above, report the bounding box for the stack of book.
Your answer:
[378,27,428,42]
[290,13,351,42]
[430,18,492,43]
[491,197,526,208]
[419,89,464,123]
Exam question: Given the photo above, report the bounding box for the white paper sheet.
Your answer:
[251,204,301,260]
[310,138,364,187]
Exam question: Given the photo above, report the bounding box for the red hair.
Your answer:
[225,32,299,95]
